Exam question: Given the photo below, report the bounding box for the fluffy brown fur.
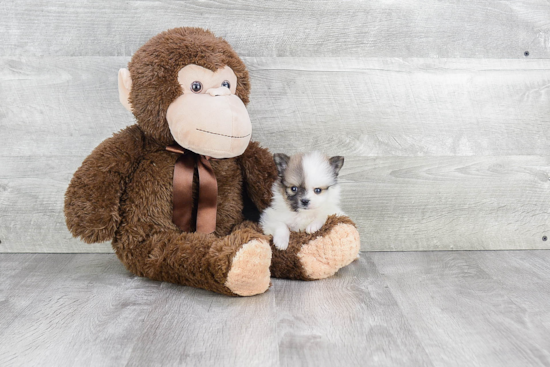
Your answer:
[128,27,250,146]
[238,215,357,280]
[64,27,359,296]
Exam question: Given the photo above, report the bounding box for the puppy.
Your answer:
[260,151,345,250]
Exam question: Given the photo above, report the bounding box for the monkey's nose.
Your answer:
[206,87,231,97]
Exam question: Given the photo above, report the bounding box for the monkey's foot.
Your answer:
[225,238,272,296]
[297,222,360,279]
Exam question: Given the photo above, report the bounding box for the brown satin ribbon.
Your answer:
[166,144,218,234]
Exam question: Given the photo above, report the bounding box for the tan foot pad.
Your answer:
[225,239,272,296]
[297,223,360,280]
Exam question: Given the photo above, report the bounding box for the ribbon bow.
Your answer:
[166,144,218,234]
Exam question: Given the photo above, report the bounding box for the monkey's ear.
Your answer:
[118,68,132,112]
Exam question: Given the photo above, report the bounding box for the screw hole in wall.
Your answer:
[524,51,530,57]
[543,236,548,242]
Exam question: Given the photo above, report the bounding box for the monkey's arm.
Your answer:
[64,124,145,243]
[238,141,278,212]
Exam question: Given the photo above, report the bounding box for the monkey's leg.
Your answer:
[113,227,272,296]
[267,215,360,280]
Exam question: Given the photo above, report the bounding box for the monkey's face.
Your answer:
[166,64,251,159]
[119,28,252,157]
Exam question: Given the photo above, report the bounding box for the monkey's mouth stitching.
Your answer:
[196,128,251,139]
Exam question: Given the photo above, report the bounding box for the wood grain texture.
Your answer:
[468,251,550,333]
[0,254,279,367]
[247,57,550,157]
[1,56,549,252]
[275,255,431,366]
[370,251,550,367]
[343,155,550,251]
[0,56,133,157]
[3,57,549,158]
[0,255,167,366]
[124,284,279,366]
[2,252,550,366]
[0,156,113,252]
[2,155,548,252]
[0,254,73,332]
[1,0,550,58]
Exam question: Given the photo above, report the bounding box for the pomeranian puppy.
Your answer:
[260,151,345,250]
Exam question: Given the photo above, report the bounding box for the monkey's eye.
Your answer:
[191,81,203,93]
[314,188,322,194]
[221,80,231,89]
[291,186,298,192]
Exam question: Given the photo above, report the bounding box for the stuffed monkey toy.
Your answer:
[64,27,360,296]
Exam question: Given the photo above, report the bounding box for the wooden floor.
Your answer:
[1,251,550,367]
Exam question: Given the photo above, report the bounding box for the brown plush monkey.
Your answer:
[64,27,360,296]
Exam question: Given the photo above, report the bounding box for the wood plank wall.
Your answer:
[1,1,549,252]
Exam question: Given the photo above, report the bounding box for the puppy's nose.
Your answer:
[301,199,310,206]
[206,87,231,97]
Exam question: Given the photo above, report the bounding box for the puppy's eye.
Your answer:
[191,81,202,93]
[314,188,322,194]
[286,186,298,196]
[221,80,230,89]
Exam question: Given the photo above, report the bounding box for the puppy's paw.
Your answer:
[273,232,290,250]
[306,220,325,234]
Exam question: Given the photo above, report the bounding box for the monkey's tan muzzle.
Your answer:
[167,92,252,159]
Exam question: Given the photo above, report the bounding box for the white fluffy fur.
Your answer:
[260,151,344,250]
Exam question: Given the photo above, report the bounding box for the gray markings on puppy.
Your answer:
[274,153,307,212]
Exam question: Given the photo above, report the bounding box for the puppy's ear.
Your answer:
[273,153,290,177]
[329,156,344,176]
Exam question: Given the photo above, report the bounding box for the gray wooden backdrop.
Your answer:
[1,0,549,252]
